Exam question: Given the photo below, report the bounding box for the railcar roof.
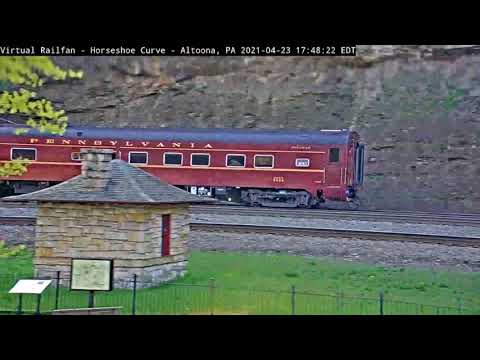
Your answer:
[0,125,353,145]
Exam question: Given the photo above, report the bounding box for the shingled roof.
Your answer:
[3,152,216,205]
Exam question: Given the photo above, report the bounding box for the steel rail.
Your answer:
[190,222,480,248]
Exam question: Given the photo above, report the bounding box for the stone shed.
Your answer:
[3,148,214,288]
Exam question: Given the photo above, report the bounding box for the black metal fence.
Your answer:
[0,272,477,315]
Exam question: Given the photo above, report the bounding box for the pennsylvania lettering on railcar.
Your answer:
[28,138,214,148]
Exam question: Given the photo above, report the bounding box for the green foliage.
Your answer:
[0,57,82,136]
[0,57,83,88]
[0,240,28,258]
[0,158,30,177]
[0,89,68,135]
[0,56,82,176]
[0,251,479,314]
[386,79,465,120]
[441,86,465,111]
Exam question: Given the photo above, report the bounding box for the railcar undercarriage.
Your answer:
[241,189,315,208]
[1,181,358,209]
[183,185,324,208]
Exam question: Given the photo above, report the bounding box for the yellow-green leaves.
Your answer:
[0,240,28,258]
[0,88,68,135]
[14,128,29,135]
[0,57,83,87]
[0,56,83,177]
[68,69,84,79]
[0,158,30,177]
[0,56,82,137]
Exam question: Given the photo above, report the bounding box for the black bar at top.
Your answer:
[0,41,357,56]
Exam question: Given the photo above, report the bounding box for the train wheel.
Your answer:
[347,198,361,210]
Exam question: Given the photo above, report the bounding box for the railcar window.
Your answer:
[329,148,340,163]
[295,158,310,168]
[254,155,274,168]
[226,154,246,167]
[71,152,81,161]
[129,152,148,164]
[11,148,36,161]
[191,154,210,166]
[164,153,182,166]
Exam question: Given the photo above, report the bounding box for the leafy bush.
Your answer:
[0,56,83,177]
[0,240,28,258]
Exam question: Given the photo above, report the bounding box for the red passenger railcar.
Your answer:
[0,125,365,208]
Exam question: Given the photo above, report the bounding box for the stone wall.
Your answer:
[0,224,35,248]
[34,202,190,288]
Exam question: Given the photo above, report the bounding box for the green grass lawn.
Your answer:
[1,250,479,315]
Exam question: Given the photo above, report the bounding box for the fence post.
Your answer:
[173,285,177,315]
[339,291,344,314]
[291,285,296,315]
[457,297,462,315]
[379,290,384,315]
[17,294,23,315]
[209,278,215,315]
[88,290,95,308]
[36,294,42,315]
[132,274,137,315]
[54,271,60,310]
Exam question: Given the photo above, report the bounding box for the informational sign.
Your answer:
[9,279,52,294]
[70,258,113,291]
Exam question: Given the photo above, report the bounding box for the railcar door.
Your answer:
[354,144,365,185]
[326,147,342,185]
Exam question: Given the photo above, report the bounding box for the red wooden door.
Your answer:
[162,214,171,256]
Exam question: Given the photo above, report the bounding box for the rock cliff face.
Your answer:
[36,46,480,212]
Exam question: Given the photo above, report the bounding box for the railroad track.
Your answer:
[1,215,479,248]
[3,201,480,227]
[190,223,480,248]
[191,205,480,227]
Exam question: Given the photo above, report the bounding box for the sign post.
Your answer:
[88,290,95,308]
[17,294,23,315]
[70,258,114,308]
[9,279,53,315]
[36,293,42,315]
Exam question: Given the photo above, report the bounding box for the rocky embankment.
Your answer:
[30,45,480,212]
